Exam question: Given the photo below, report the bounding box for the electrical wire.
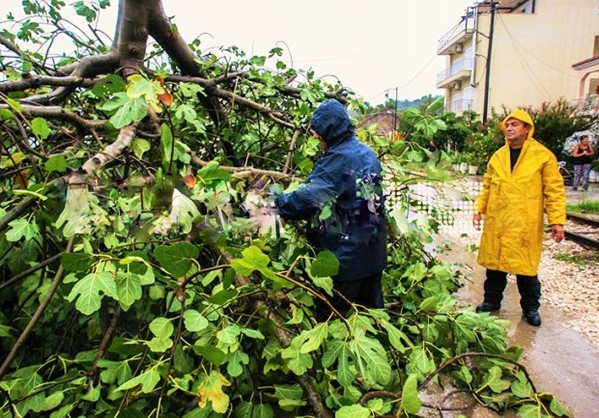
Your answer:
[366,52,440,102]
[496,14,579,79]
[398,53,439,91]
[370,4,499,103]
[496,14,554,101]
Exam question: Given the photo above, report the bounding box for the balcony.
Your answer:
[437,17,476,55]
[570,94,599,114]
[436,58,473,89]
[446,99,473,114]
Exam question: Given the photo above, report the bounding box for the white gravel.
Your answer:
[539,236,599,349]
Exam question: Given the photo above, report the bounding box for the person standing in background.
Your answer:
[571,134,595,191]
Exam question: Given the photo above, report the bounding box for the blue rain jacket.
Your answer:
[275,100,387,281]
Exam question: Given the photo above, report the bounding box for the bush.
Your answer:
[432,110,482,153]
[463,129,503,168]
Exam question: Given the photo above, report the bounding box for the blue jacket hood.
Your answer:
[310,99,354,147]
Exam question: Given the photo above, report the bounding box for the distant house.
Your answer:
[437,0,599,119]
[571,54,599,114]
[356,111,397,138]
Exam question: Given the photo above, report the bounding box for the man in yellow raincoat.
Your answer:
[472,109,566,326]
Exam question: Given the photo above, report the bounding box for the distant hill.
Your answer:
[361,94,441,113]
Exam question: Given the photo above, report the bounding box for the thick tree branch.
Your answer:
[21,51,120,105]
[0,104,107,131]
[0,33,24,58]
[143,1,235,157]
[113,0,150,77]
[82,124,138,176]
[0,74,100,93]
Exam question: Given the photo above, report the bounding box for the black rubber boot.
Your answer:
[476,269,508,313]
[476,302,501,313]
[517,274,542,326]
[524,310,541,326]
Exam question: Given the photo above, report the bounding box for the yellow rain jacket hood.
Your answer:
[499,108,535,142]
[474,109,566,275]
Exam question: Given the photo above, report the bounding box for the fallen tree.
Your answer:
[0,1,571,417]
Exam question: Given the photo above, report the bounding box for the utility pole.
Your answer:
[393,87,398,134]
[482,0,496,123]
[385,87,399,137]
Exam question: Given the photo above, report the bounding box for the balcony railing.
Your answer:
[446,99,473,113]
[437,58,474,87]
[437,17,476,54]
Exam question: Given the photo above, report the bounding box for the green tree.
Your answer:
[397,96,446,146]
[431,110,482,153]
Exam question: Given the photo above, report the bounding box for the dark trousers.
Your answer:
[483,269,541,313]
[315,272,383,322]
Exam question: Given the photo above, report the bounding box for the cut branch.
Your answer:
[81,124,138,176]
[192,154,297,181]
[0,74,100,93]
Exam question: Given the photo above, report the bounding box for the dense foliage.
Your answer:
[0,1,572,417]
[416,101,594,175]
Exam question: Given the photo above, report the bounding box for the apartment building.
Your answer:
[436,0,599,119]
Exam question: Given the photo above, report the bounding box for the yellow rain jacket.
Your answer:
[474,109,566,276]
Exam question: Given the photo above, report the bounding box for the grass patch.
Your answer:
[566,199,599,215]
[554,250,599,265]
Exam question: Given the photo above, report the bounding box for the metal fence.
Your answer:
[386,179,483,234]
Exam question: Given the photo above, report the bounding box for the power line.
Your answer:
[496,14,578,79]
[398,53,439,91]
[496,14,553,101]
[366,52,440,102]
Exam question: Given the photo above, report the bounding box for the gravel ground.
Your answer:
[538,232,599,349]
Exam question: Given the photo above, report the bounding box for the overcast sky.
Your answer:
[164,1,476,103]
[5,0,476,103]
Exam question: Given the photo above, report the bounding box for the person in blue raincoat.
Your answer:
[275,99,387,322]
